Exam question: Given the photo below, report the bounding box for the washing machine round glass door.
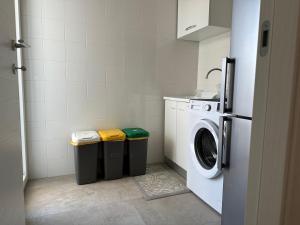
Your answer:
[191,119,221,179]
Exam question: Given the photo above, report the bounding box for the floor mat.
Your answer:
[134,164,190,200]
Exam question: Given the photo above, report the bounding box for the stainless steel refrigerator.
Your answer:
[218,0,272,225]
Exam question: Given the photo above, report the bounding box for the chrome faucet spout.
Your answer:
[205,68,222,79]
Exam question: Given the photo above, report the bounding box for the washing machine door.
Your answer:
[190,119,221,179]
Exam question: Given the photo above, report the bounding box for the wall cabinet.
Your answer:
[177,0,232,41]
[164,100,189,171]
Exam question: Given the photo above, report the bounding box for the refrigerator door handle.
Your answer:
[218,116,224,170]
[218,115,232,169]
[222,117,232,168]
[220,57,235,114]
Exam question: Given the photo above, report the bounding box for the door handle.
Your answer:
[220,57,235,113]
[12,39,31,50]
[185,25,197,31]
[12,64,27,74]
[218,116,232,169]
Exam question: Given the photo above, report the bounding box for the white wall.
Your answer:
[21,0,198,179]
[197,32,230,94]
[156,0,199,97]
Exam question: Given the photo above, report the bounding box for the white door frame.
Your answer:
[245,0,300,225]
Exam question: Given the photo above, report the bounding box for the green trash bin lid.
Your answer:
[122,128,150,139]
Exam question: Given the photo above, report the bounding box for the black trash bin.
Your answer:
[71,131,100,185]
[97,142,104,179]
[98,129,126,180]
[122,128,149,176]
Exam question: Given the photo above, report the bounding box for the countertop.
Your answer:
[163,96,220,103]
[163,96,196,103]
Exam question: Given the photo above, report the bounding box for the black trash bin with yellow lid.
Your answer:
[71,131,100,185]
[98,129,126,180]
[122,128,149,176]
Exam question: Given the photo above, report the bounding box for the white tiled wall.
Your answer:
[197,32,231,93]
[21,0,198,179]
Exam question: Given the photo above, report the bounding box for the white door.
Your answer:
[0,0,25,224]
[177,0,209,38]
[176,102,189,170]
[164,100,177,161]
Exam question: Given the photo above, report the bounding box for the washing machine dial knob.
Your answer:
[204,104,212,111]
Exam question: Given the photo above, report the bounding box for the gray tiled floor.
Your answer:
[25,174,221,225]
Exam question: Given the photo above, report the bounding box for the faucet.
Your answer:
[205,68,222,79]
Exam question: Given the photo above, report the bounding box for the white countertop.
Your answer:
[163,96,196,102]
[163,96,220,103]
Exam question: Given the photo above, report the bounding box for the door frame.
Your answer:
[280,8,300,225]
[245,0,300,225]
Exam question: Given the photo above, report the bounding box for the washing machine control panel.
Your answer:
[190,100,219,113]
[204,104,212,111]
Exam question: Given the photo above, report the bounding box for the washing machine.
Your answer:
[187,100,223,214]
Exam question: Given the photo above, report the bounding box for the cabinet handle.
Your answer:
[185,25,197,31]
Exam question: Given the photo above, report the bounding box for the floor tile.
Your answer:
[25,168,221,225]
[26,211,74,225]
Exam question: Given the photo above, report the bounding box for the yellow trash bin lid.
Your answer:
[98,129,126,141]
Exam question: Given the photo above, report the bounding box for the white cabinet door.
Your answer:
[177,0,210,38]
[177,0,232,41]
[164,100,189,171]
[164,100,177,161]
[175,102,189,170]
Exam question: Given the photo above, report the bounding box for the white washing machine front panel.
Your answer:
[190,119,221,179]
[187,100,223,214]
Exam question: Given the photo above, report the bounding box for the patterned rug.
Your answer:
[134,164,190,200]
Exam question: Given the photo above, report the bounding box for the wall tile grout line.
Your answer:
[22,0,199,179]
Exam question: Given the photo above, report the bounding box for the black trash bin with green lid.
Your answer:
[122,128,149,176]
[98,129,126,180]
[71,131,100,185]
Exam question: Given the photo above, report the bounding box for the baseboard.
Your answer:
[164,157,187,179]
